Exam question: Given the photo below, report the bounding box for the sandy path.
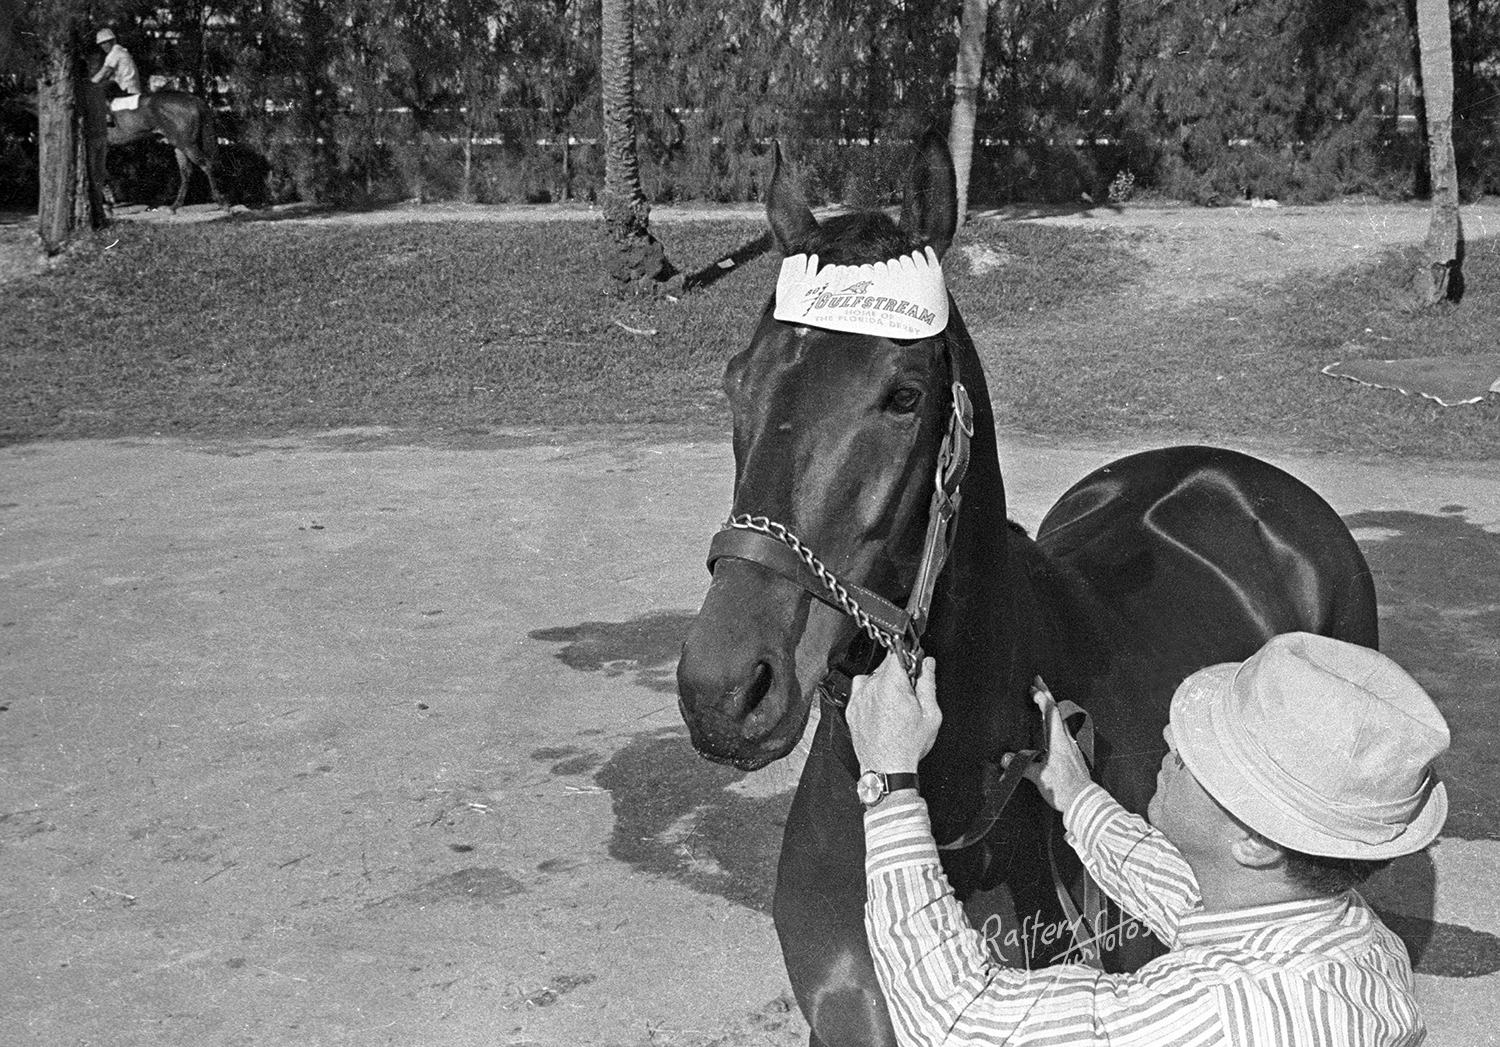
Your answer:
[4,430,1500,1045]
[5,198,1500,1044]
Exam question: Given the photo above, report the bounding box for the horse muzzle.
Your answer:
[676,565,831,768]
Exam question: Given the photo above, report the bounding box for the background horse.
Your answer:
[676,133,1378,1047]
[82,58,226,213]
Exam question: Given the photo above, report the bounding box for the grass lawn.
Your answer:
[983,230,1500,459]
[3,214,1497,457]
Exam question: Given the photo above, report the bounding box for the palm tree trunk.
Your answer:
[600,0,674,290]
[1414,0,1462,305]
[1403,0,1431,197]
[950,0,990,227]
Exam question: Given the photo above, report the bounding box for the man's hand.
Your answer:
[847,653,941,773]
[1004,676,1093,814]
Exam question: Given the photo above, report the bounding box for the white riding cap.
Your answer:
[96,28,117,44]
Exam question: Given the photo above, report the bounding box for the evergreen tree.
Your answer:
[10,0,1499,212]
[1117,0,1407,203]
[632,0,810,201]
[480,0,599,203]
[1447,0,1499,194]
[978,0,1116,202]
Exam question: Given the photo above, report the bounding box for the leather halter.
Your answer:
[701,330,1108,966]
[706,378,974,688]
[700,300,1112,969]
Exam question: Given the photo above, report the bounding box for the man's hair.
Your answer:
[1214,797,1392,895]
[1279,849,1392,896]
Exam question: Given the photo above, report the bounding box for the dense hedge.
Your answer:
[4,0,1498,210]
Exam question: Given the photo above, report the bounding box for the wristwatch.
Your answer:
[856,770,919,809]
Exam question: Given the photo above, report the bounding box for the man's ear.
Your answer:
[1230,833,1285,870]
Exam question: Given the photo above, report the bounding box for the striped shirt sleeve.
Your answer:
[1063,783,1201,945]
[865,795,1225,1047]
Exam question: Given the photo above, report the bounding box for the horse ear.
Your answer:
[900,129,958,260]
[766,142,819,255]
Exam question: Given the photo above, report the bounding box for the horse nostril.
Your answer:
[739,660,774,718]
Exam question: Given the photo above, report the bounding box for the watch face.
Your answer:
[856,770,884,806]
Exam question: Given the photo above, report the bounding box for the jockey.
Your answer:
[90,28,143,117]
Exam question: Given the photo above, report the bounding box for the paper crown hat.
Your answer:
[774,247,949,339]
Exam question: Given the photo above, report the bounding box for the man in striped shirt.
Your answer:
[847,632,1449,1045]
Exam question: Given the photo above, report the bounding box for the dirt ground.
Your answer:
[6,194,1498,296]
[5,200,1500,1046]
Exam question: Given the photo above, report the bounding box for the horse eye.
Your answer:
[887,387,922,413]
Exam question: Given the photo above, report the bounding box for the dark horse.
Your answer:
[82,59,226,213]
[675,133,1378,1047]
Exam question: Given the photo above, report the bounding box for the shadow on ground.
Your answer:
[533,504,1500,980]
[1346,508,1500,842]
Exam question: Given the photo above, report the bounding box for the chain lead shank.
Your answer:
[722,514,922,683]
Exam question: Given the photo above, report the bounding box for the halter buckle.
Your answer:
[951,380,974,439]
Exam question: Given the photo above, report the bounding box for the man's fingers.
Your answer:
[914,656,938,711]
[1033,690,1064,727]
[1002,750,1044,784]
[1031,689,1083,758]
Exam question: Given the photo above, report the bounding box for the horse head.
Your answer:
[678,134,1007,779]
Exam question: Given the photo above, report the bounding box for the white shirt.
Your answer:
[864,783,1424,1046]
[96,44,143,95]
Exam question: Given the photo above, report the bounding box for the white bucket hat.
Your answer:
[1171,632,1449,860]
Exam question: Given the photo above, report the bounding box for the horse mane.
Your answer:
[787,209,923,267]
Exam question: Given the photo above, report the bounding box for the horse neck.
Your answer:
[78,56,106,114]
[925,328,1044,757]
[79,82,108,134]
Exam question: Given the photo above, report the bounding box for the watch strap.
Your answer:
[882,772,920,793]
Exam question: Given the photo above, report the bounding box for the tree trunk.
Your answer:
[1099,0,1122,102]
[1414,0,1462,305]
[1403,0,1432,198]
[37,38,79,254]
[0,0,19,73]
[73,110,98,229]
[950,0,990,227]
[462,131,474,203]
[600,0,674,290]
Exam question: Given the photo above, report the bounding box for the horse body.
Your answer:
[82,72,226,213]
[676,134,1377,1047]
